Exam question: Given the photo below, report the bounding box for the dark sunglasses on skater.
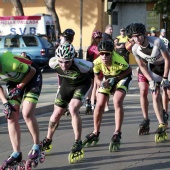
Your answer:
[100,52,111,56]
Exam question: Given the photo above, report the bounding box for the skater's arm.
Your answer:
[136,59,152,81]
[94,74,102,87]
[0,85,8,104]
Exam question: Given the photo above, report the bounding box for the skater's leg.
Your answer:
[47,105,65,140]
[69,99,82,141]
[113,89,126,133]
[138,81,149,119]
[93,92,107,133]
[7,104,21,152]
[152,87,164,124]
[162,87,170,113]
[22,101,40,145]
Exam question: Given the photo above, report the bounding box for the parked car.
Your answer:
[0,34,55,68]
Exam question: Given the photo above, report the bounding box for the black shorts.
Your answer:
[55,78,91,108]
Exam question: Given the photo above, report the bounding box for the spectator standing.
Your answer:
[115,27,129,63]
[102,24,113,41]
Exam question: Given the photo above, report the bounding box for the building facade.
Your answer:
[0,0,168,64]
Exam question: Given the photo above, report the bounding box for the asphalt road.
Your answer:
[0,68,170,170]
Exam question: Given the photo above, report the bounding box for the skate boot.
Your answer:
[85,99,92,115]
[25,145,45,170]
[0,152,25,170]
[109,132,121,152]
[68,140,84,164]
[138,119,150,135]
[40,137,52,152]
[163,110,169,128]
[155,123,168,143]
[82,132,100,147]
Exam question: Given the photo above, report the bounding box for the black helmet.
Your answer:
[98,40,114,52]
[62,28,75,42]
[126,23,146,38]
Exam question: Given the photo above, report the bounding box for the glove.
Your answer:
[108,77,118,86]
[3,102,16,119]
[149,80,157,92]
[8,85,22,99]
[161,78,170,88]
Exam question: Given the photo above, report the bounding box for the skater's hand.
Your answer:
[149,80,157,92]
[101,77,118,88]
[100,79,110,88]
[108,77,118,86]
[8,85,22,99]
[161,78,170,88]
[3,102,16,119]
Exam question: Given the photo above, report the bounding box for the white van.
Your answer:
[0,13,56,41]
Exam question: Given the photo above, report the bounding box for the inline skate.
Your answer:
[163,110,169,128]
[109,132,121,152]
[40,137,52,153]
[0,152,25,170]
[68,140,84,164]
[85,99,92,115]
[82,132,100,147]
[155,123,168,143]
[138,119,150,135]
[25,145,45,170]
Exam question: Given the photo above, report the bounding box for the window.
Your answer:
[23,37,38,47]
[112,11,118,25]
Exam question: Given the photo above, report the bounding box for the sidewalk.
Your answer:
[0,65,138,124]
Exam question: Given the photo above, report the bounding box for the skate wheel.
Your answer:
[31,159,38,168]
[109,142,113,152]
[138,128,141,135]
[109,142,120,152]
[25,160,32,170]
[68,150,84,164]
[45,145,52,153]
[39,152,45,163]
[18,160,26,170]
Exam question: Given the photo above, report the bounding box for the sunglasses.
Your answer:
[100,52,111,56]
[58,60,71,64]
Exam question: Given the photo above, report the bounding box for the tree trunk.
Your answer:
[11,0,24,16]
[44,0,61,36]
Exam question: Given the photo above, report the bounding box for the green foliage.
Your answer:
[153,0,170,20]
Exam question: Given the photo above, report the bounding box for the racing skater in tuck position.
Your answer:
[83,40,132,151]
[41,43,93,163]
[0,51,43,169]
[126,23,170,142]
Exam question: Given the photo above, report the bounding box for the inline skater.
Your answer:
[83,40,132,151]
[41,43,93,163]
[0,51,44,169]
[85,30,102,114]
[55,28,76,116]
[126,23,170,142]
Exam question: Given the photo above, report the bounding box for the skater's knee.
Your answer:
[48,121,59,131]
[140,89,148,97]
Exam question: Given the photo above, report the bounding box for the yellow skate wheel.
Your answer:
[155,134,159,143]
[45,145,52,153]
[109,142,113,152]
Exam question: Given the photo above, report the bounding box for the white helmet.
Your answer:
[55,43,75,60]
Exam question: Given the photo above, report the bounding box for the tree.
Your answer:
[11,0,24,16]
[153,0,170,21]
[44,0,61,36]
